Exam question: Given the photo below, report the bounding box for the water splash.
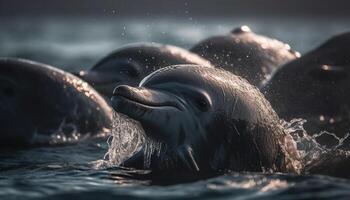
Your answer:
[96,111,166,169]
[101,114,350,172]
[142,138,164,168]
[30,118,93,145]
[49,119,82,144]
[102,112,145,167]
[282,118,350,166]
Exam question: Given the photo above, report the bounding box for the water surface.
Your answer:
[1,17,350,199]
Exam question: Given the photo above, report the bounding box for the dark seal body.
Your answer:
[0,58,112,147]
[191,26,299,87]
[111,65,301,175]
[262,32,350,141]
[76,43,212,97]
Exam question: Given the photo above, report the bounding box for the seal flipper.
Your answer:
[121,149,145,169]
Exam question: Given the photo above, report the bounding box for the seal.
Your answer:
[111,65,301,175]
[75,43,212,97]
[262,32,350,141]
[190,26,300,87]
[0,58,113,147]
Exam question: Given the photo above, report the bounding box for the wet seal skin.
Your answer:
[0,58,112,147]
[111,65,302,176]
[262,32,350,144]
[74,42,213,97]
[191,26,300,87]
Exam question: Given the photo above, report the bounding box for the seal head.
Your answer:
[262,32,350,139]
[191,26,299,87]
[0,58,112,147]
[111,65,301,174]
[75,43,212,97]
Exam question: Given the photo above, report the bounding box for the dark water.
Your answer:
[1,17,350,199]
[1,17,349,70]
[1,137,350,200]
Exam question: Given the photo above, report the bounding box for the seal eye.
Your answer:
[194,97,209,111]
[186,91,211,112]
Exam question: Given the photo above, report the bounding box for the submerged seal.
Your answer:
[75,43,212,97]
[0,58,112,147]
[262,32,350,141]
[111,65,301,174]
[191,26,300,86]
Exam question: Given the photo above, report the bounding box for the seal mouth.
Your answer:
[111,85,187,143]
[111,85,185,117]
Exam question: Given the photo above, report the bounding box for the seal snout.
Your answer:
[111,85,185,111]
[112,84,136,97]
[111,85,143,109]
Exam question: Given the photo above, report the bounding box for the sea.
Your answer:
[0,16,350,200]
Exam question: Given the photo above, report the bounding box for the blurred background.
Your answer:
[0,0,349,70]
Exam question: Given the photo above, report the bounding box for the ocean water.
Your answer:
[1,17,349,70]
[1,17,350,200]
